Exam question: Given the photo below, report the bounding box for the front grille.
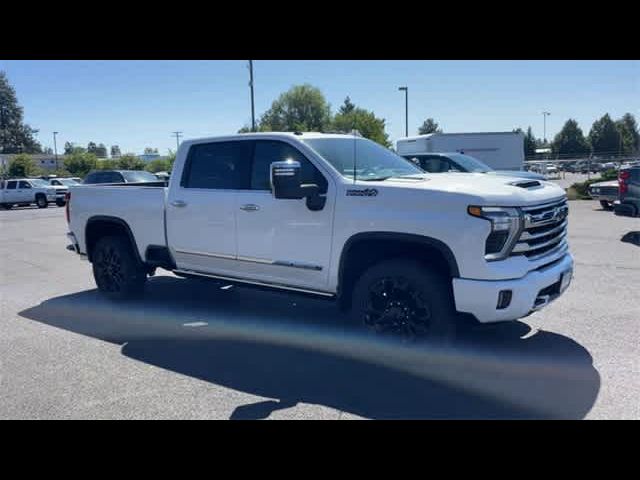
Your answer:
[599,186,618,196]
[511,198,569,260]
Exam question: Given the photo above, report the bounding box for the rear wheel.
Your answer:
[1,203,12,210]
[36,194,48,208]
[600,200,613,210]
[351,259,457,342]
[92,236,147,300]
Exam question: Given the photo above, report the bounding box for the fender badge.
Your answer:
[346,188,378,197]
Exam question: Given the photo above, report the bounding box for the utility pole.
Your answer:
[249,60,256,132]
[172,131,183,152]
[398,87,408,137]
[542,111,551,144]
[53,131,59,170]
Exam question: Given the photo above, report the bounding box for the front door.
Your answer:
[234,140,335,291]
[166,139,253,276]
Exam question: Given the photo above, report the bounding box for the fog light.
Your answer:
[497,290,512,310]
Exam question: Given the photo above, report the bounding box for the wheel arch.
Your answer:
[336,232,460,310]
[85,215,142,264]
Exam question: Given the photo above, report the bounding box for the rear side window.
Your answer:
[84,172,101,184]
[7,181,17,190]
[251,140,328,193]
[182,141,252,189]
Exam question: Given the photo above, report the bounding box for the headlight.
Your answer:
[468,206,523,261]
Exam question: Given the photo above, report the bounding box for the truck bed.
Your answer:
[69,184,167,260]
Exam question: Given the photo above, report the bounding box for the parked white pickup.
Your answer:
[65,132,574,340]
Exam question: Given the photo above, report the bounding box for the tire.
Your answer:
[350,259,457,342]
[1,203,12,210]
[56,199,66,207]
[36,194,48,208]
[600,200,613,211]
[92,235,147,300]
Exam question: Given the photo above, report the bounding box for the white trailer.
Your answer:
[396,132,525,171]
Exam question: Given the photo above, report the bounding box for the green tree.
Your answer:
[96,159,119,170]
[615,113,639,154]
[258,84,332,132]
[64,151,98,177]
[95,143,108,158]
[64,142,85,155]
[110,145,121,158]
[145,158,172,173]
[523,127,537,157]
[117,154,146,170]
[237,125,252,133]
[339,96,356,115]
[588,113,621,155]
[0,71,42,154]
[7,154,40,177]
[552,119,590,156]
[332,98,392,147]
[418,118,442,135]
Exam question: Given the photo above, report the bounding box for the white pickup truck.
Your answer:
[1,178,58,209]
[65,132,574,339]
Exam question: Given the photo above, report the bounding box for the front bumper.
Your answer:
[452,253,574,323]
[46,194,57,202]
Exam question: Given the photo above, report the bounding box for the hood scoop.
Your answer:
[510,180,542,189]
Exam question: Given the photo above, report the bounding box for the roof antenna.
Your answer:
[352,126,357,184]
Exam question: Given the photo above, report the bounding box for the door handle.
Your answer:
[171,200,187,208]
[240,204,260,212]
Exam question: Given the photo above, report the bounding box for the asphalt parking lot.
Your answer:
[1,202,638,419]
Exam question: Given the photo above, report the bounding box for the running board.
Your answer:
[173,269,335,298]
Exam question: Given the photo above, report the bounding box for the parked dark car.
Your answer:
[402,152,546,180]
[614,167,640,217]
[588,180,619,210]
[83,170,160,185]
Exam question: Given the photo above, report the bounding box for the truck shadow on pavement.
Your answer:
[19,275,600,419]
[621,231,640,246]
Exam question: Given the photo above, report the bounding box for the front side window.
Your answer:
[182,141,252,189]
[19,181,32,189]
[251,140,328,193]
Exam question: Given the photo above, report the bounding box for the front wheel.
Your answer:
[36,194,48,208]
[56,199,66,207]
[92,236,147,300]
[600,200,613,211]
[350,259,458,342]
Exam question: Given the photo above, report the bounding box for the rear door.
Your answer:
[166,139,252,276]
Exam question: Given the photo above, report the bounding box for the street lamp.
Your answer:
[53,132,59,170]
[542,111,551,144]
[248,60,256,132]
[398,86,408,137]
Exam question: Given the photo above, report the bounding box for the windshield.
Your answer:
[56,178,80,186]
[121,171,158,183]
[30,179,50,187]
[303,137,424,181]
[446,154,492,173]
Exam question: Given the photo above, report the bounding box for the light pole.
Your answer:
[53,132,59,170]
[398,86,408,137]
[249,60,256,132]
[172,131,183,152]
[542,111,551,144]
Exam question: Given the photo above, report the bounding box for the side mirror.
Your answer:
[271,160,304,199]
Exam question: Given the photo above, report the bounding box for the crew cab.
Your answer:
[65,133,574,340]
[1,178,57,209]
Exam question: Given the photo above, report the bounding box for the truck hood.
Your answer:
[363,173,566,207]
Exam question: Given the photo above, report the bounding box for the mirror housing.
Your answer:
[271,160,304,199]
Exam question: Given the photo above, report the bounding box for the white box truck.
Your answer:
[396,132,525,171]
